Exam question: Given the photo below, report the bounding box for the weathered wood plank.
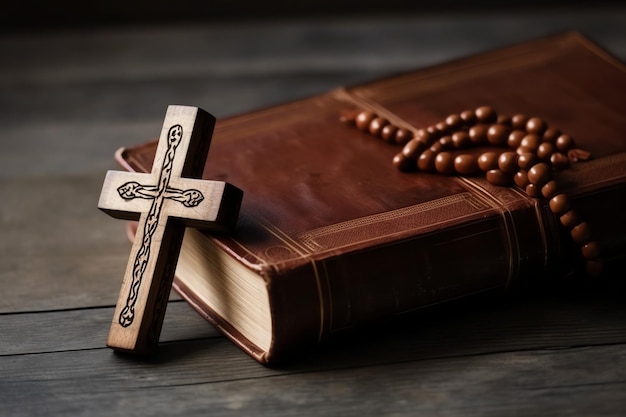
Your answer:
[0,174,132,312]
[0,301,220,356]
[1,343,624,417]
[2,12,625,88]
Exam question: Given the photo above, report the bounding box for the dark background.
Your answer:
[3,1,625,32]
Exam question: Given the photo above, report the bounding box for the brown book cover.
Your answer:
[115,31,626,364]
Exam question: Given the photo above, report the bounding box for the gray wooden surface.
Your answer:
[2,8,626,416]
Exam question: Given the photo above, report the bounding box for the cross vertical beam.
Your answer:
[98,105,243,354]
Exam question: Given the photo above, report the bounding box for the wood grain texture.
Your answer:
[0,301,219,355]
[1,8,626,417]
[1,343,625,417]
[0,174,131,313]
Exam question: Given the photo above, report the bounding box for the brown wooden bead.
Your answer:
[416,136,432,149]
[369,117,388,136]
[435,152,455,175]
[478,152,499,171]
[402,138,426,159]
[571,222,592,244]
[430,141,444,153]
[514,170,530,188]
[516,146,536,156]
[526,117,547,135]
[414,128,427,140]
[543,127,561,143]
[498,152,519,174]
[417,150,436,171]
[549,194,571,215]
[568,148,591,162]
[486,169,512,186]
[460,110,477,125]
[507,130,526,149]
[487,124,511,146]
[556,134,575,152]
[445,114,463,130]
[355,111,375,130]
[527,163,551,186]
[451,131,472,149]
[469,124,489,144]
[414,129,434,146]
[541,180,559,199]
[381,124,398,142]
[394,128,412,145]
[517,152,538,170]
[560,209,580,229]
[454,154,479,175]
[550,152,570,169]
[392,152,416,171]
[537,142,555,160]
[520,134,541,151]
[525,183,542,198]
[497,114,512,126]
[435,121,449,135]
[385,107,601,278]
[340,109,360,124]
[439,135,454,150]
[511,114,529,130]
[581,241,601,259]
[585,260,604,277]
[475,106,497,123]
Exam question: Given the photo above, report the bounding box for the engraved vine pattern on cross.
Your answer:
[117,124,205,327]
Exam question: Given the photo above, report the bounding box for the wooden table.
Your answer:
[2,9,626,416]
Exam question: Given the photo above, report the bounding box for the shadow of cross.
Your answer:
[98,105,243,354]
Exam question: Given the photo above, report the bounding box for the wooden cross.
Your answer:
[98,105,243,354]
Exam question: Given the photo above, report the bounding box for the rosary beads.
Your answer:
[342,105,602,277]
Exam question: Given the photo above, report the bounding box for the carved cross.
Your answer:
[98,105,243,354]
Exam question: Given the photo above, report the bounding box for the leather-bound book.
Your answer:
[116,32,626,364]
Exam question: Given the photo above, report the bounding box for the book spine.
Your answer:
[266,175,626,364]
[263,195,553,362]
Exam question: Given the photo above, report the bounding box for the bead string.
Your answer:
[341,106,602,277]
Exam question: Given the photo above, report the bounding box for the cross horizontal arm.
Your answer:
[98,170,243,231]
